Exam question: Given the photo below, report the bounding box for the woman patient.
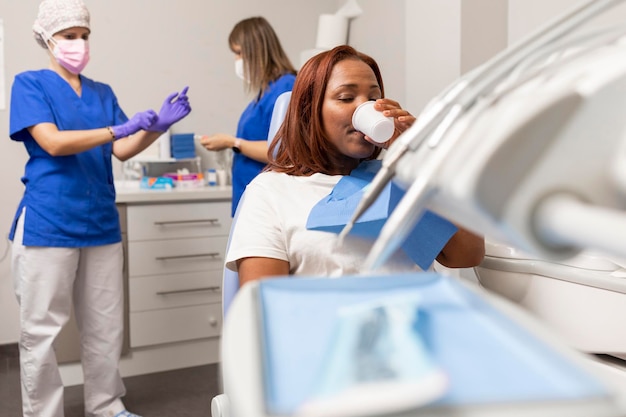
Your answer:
[225,45,485,287]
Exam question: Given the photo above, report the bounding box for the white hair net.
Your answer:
[33,0,90,49]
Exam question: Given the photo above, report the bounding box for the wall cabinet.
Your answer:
[124,200,232,348]
[55,187,232,373]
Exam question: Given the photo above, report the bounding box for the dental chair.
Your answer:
[212,91,292,417]
[474,240,626,387]
[221,90,292,317]
[220,273,626,417]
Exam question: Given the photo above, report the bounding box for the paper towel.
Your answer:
[300,48,327,68]
[159,130,171,160]
[336,0,363,19]
[315,14,348,50]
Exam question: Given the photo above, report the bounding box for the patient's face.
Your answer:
[322,58,382,170]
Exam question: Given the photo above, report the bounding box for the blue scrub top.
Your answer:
[232,73,296,216]
[9,69,128,247]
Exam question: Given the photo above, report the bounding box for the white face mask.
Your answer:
[235,58,245,81]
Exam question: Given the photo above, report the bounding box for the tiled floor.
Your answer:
[0,344,221,417]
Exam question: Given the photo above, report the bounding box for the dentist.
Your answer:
[8,1,191,416]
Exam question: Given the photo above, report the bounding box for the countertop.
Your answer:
[115,181,232,204]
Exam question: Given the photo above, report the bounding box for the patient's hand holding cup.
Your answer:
[352,101,395,143]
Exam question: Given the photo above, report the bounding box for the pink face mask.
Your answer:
[52,39,90,74]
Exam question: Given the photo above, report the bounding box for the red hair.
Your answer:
[267,45,385,176]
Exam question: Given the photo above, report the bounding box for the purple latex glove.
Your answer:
[111,110,158,139]
[149,86,192,132]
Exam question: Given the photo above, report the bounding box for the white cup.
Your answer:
[352,101,395,143]
[216,169,228,186]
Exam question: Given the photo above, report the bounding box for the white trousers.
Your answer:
[12,209,126,417]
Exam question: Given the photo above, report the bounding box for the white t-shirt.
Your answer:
[225,171,419,277]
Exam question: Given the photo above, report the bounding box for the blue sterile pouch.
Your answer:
[297,294,448,417]
[257,274,609,417]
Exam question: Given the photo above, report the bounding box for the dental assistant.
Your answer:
[200,16,296,216]
[8,1,191,416]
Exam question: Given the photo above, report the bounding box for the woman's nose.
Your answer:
[352,98,370,116]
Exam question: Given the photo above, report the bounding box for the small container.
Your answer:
[206,169,217,186]
[216,169,228,186]
[352,101,395,143]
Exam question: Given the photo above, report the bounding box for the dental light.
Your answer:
[336,0,626,270]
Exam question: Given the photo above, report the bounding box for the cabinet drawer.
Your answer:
[130,304,222,347]
[130,270,222,312]
[128,236,228,276]
[127,202,232,241]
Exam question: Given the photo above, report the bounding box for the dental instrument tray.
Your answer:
[254,273,622,417]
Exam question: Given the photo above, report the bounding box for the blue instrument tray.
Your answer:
[257,273,608,415]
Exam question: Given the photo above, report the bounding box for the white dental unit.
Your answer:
[214,0,626,416]
[362,0,626,389]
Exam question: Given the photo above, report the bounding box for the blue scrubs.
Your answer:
[9,69,128,247]
[232,73,296,216]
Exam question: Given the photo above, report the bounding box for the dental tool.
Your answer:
[338,0,625,255]
[369,29,626,271]
[359,0,626,270]
[364,29,626,269]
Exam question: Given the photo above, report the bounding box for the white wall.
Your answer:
[404,0,507,115]
[461,0,508,74]
[349,0,406,105]
[508,0,626,44]
[405,0,626,117]
[405,0,461,114]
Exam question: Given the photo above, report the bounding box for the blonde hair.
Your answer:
[228,16,296,97]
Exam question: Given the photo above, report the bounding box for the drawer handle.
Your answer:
[155,252,220,261]
[156,286,221,296]
[153,219,220,226]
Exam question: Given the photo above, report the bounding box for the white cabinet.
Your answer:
[124,200,231,348]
